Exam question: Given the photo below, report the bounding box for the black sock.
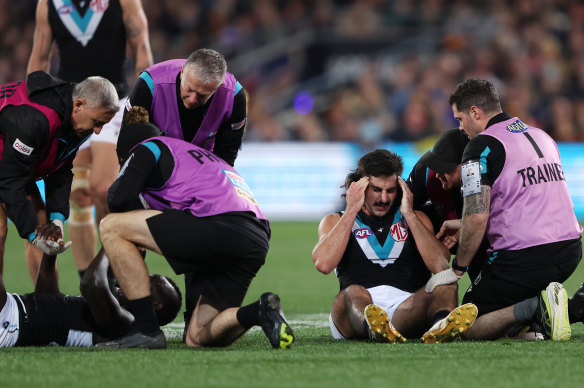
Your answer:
[236,301,260,329]
[431,310,450,325]
[568,298,580,323]
[128,296,160,335]
[78,269,86,279]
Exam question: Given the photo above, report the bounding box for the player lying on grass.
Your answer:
[312,149,477,343]
[0,246,181,347]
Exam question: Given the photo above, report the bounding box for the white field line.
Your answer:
[163,313,329,339]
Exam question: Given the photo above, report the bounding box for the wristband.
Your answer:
[452,257,469,273]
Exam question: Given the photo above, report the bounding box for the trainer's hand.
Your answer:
[425,268,462,293]
[436,219,461,249]
[32,236,72,255]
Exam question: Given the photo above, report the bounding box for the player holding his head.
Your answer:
[312,149,478,344]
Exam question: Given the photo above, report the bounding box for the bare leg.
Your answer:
[392,284,458,338]
[99,210,163,300]
[330,285,373,339]
[464,305,517,340]
[89,142,119,222]
[69,149,97,272]
[185,296,248,347]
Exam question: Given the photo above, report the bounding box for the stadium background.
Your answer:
[3,0,584,221]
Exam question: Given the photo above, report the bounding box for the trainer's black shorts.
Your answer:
[146,210,269,310]
[462,238,582,315]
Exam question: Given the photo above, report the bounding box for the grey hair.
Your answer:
[72,76,119,113]
[184,48,227,85]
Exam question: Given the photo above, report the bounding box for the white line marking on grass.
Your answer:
[163,313,329,339]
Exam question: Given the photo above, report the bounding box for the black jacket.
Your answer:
[0,71,86,239]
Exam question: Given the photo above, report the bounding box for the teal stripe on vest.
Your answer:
[140,72,155,97]
[234,81,243,96]
[141,141,161,163]
[480,146,491,173]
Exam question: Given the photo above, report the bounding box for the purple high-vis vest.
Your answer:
[138,136,268,227]
[480,117,582,251]
[146,59,236,150]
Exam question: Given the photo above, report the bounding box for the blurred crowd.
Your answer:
[2,0,584,146]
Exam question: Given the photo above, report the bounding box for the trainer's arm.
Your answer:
[27,0,54,74]
[108,144,157,212]
[80,248,134,337]
[121,0,153,77]
[452,185,490,276]
[398,177,450,273]
[312,177,369,274]
[212,89,247,166]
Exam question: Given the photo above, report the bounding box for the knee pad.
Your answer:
[69,202,95,226]
[71,167,90,193]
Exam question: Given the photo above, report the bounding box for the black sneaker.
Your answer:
[569,283,584,323]
[258,293,295,349]
[96,330,166,349]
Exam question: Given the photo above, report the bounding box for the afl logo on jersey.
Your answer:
[390,223,408,242]
[57,5,75,14]
[506,119,528,133]
[353,228,372,239]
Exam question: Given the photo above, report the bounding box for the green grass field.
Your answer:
[2,221,584,388]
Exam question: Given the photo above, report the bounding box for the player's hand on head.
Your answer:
[346,177,369,214]
[397,177,413,215]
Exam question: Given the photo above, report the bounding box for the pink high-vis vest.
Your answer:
[480,117,582,251]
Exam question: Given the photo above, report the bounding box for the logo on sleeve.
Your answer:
[125,98,132,112]
[13,139,33,155]
[231,117,247,131]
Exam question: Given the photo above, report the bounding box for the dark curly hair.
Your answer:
[343,149,403,190]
